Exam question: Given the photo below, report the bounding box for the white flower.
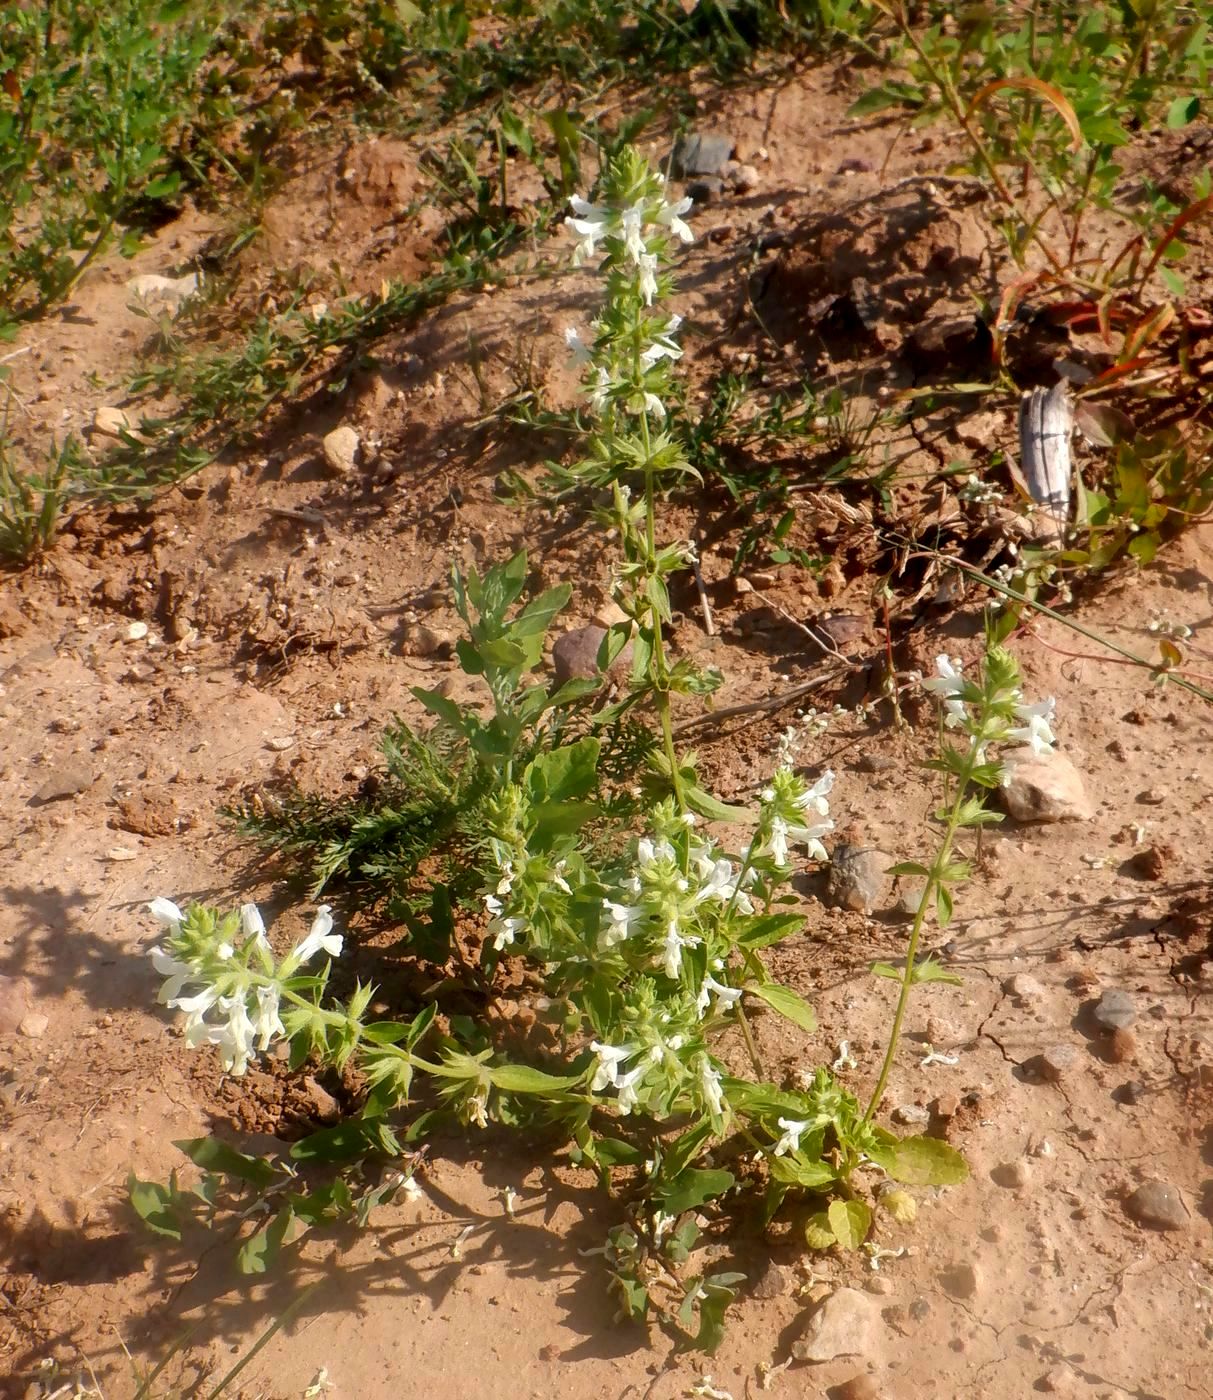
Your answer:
[699,1057,725,1117]
[213,994,257,1075]
[600,899,642,950]
[636,836,676,868]
[239,903,269,950]
[661,917,700,978]
[252,984,285,1050]
[150,946,193,1004]
[484,893,526,952]
[590,1041,635,1092]
[639,323,683,369]
[642,391,666,419]
[615,1060,649,1115]
[656,194,695,244]
[148,897,183,930]
[292,906,343,965]
[696,974,743,1018]
[637,251,659,305]
[922,655,968,727]
[796,770,835,816]
[620,201,647,263]
[565,195,609,264]
[168,984,219,1021]
[1009,696,1057,755]
[588,365,612,415]
[563,326,591,366]
[694,856,751,911]
[773,1116,811,1156]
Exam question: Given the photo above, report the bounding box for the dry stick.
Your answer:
[671,661,854,736]
[691,548,716,636]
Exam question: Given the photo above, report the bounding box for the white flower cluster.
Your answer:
[590,1030,724,1120]
[923,653,1057,757]
[565,180,693,279]
[601,825,753,980]
[752,767,835,868]
[147,898,342,1076]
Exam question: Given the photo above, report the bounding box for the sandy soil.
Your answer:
[2,54,1212,1400]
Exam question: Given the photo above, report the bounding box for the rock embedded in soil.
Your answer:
[751,1260,795,1300]
[402,623,452,659]
[1001,748,1094,822]
[1005,972,1044,1002]
[1105,1027,1136,1064]
[322,424,361,476]
[992,1159,1031,1189]
[792,1287,882,1363]
[892,1103,930,1127]
[552,625,607,686]
[938,1262,979,1299]
[32,762,94,803]
[1092,988,1136,1032]
[1125,1180,1189,1231]
[673,130,735,177]
[828,844,894,914]
[18,1012,49,1039]
[1038,1043,1078,1082]
[835,1375,881,1400]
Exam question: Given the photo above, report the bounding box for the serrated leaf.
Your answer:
[748,982,816,1033]
[827,1198,871,1249]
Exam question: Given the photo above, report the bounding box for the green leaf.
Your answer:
[289,1118,401,1163]
[661,1120,713,1179]
[748,982,816,1033]
[592,1137,644,1167]
[735,912,804,950]
[524,736,600,804]
[497,106,534,157]
[877,1135,968,1186]
[127,1173,182,1240]
[804,1212,835,1249]
[237,1204,295,1274]
[489,1063,584,1094]
[767,1155,837,1189]
[693,1273,745,1354]
[655,1167,734,1215]
[478,636,528,670]
[144,171,181,199]
[936,885,953,928]
[827,1198,871,1249]
[412,686,470,732]
[683,783,751,824]
[887,861,930,878]
[910,958,963,987]
[1166,94,1200,128]
[870,961,903,981]
[173,1137,277,1191]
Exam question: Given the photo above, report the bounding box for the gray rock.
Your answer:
[322,424,361,476]
[552,625,607,686]
[791,1286,882,1363]
[32,763,94,803]
[1125,1179,1189,1231]
[1092,988,1136,1031]
[1038,1043,1078,1082]
[828,845,894,914]
[1001,749,1094,822]
[673,131,735,177]
[1119,1080,1147,1105]
[892,1103,930,1127]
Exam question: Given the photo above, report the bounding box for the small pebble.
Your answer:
[836,1375,881,1400]
[1125,1179,1189,1231]
[938,1262,979,1299]
[266,736,295,752]
[751,1260,794,1300]
[931,1094,960,1119]
[1038,1043,1078,1082]
[828,845,894,914]
[1005,973,1044,1001]
[1136,787,1166,805]
[126,620,149,641]
[18,1012,48,1039]
[866,1276,894,1295]
[1119,1080,1147,1105]
[322,424,361,476]
[892,1103,930,1127]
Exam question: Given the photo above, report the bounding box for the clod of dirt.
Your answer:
[402,623,453,658]
[32,762,95,804]
[322,424,362,476]
[1038,1362,1082,1395]
[834,1375,881,1400]
[751,1260,795,1300]
[792,1286,883,1363]
[932,1093,960,1119]
[0,975,29,1035]
[1137,786,1166,805]
[672,130,735,177]
[1091,988,1137,1032]
[827,844,894,914]
[303,1075,341,1123]
[1001,748,1095,822]
[991,1159,1031,1190]
[1105,1027,1137,1064]
[1128,844,1169,880]
[938,1261,979,1299]
[1124,1180,1190,1232]
[1037,1044,1078,1083]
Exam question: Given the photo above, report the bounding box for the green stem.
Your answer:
[735,1000,765,1080]
[862,736,983,1124]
